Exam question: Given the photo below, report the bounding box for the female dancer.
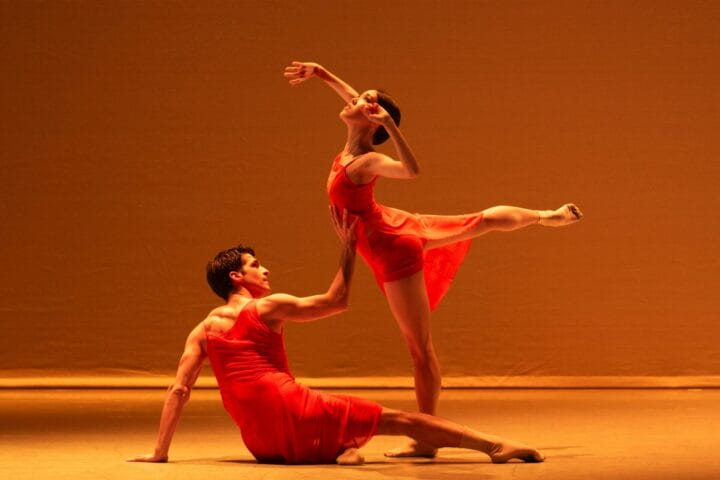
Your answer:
[284,61,582,457]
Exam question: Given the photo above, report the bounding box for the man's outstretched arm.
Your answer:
[127,323,206,463]
[259,209,358,325]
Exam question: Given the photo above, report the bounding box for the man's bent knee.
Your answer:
[378,409,414,435]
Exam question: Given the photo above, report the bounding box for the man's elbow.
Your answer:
[333,300,349,313]
[406,166,420,179]
[328,296,349,313]
[169,384,191,402]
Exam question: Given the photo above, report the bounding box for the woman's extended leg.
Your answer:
[383,270,440,458]
[425,203,582,250]
[376,408,545,463]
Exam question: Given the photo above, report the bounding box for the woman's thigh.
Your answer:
[383,270,432,349]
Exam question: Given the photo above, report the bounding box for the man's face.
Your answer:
[237,253,270,294]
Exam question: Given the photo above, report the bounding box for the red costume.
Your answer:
[327,154,484,310]
[205,300,381,464]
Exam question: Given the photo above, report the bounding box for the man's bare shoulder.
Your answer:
[253,293,300,316]
[206,305,239,321]
[254,294,297,332]
[202,305,241,335]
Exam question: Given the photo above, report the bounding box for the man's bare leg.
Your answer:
[376,408,544,463]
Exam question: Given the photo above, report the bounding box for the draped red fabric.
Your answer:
[327,154,483,310]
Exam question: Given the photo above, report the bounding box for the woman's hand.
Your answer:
[361,102,393,127]
[330,206,358,246]
[127,452,168,463]
[284,61,321,86]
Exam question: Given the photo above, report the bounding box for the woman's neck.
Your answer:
[343,125,374,157]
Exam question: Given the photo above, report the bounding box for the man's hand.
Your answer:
[284,61,321,86]
[127,452,168,463]
[330,206,358,246]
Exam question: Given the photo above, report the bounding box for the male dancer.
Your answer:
[128,210,544,465]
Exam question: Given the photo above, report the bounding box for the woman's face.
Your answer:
[340,89,379,122]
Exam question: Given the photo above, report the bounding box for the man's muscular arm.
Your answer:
[127,323,206,463]
[258,209,357,326]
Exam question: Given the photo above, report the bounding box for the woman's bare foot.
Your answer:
[487,437,545,463]
[384,439,437,458]
[336,448,365,465]
[538,204,583,227]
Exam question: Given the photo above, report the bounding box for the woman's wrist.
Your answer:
[314,64,330,81]
[383,118,399,132]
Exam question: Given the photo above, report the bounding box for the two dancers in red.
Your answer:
[285,61,582,457]
[130,62,580,465]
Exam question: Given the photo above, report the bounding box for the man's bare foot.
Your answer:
[538,203,583,227]
[336,448,364,465]
[384,440,437,458]
[488,437,545,463]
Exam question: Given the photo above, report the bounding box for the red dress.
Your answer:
[205,300,381,464]
[327,154,484,311]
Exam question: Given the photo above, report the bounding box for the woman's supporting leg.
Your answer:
[376,408,545,463]
[383,270,440,458]
[425,203,582,250]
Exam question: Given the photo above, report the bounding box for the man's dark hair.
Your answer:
[372,90,401,145]
[206,245,255,300]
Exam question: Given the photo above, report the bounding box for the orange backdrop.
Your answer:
[1,1,719,383]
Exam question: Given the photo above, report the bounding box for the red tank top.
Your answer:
[203,299,381,464]
[205,301,291,386]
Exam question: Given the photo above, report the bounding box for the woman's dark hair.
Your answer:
[372,90,401,145]
[206,245,255,300]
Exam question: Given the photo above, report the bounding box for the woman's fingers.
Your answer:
[284,64,314,85]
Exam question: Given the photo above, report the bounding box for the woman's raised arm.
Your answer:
[359,103,420,179]
[284,61,359,104]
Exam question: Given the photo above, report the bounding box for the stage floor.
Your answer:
[1,388,718,480]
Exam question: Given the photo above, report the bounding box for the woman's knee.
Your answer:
[404,338,439,367]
